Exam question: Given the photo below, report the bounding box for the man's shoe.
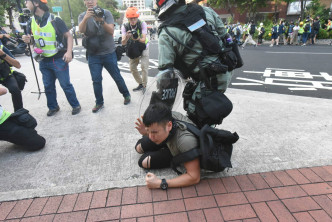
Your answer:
[124,96,131,105]
[92,104,104,113]
[47,106,60,117]
[72,106,81,115]
[133,84,144,91]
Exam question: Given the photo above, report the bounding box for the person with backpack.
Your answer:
[257,22,265,45]
[0,86,46,151]
[0,44,24,112]
[302,18,311,46]
[270,22,279,47]
[286,21,295,45]
[277,20,286,45]
[153,0,243,128]
[121,7,149,93]
[241,20,257,49]
[233,22,242,44]
[134,102,238,189]
[22,0,81,117]
[312,17,320,44]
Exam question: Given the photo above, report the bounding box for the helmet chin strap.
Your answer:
[31,0,39,17]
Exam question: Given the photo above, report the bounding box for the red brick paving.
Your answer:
[1,165,332,221]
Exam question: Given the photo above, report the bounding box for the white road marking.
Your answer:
[232,83,262,86]
[288,87,317,91]
[265,51,332,55]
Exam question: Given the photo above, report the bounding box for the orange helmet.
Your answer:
[40,0,47,3]
[126,7,139,18]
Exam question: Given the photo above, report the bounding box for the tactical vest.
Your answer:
[158,4,224,77]
[0,45,13,82]
[0,106,11,124]
[31,14,58,57]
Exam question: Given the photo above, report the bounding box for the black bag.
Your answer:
[304,24,310,32]
[126,40,146,59]
[171,121,239,174]
[249,24,256,35]
[13,71,27,90]
[82,35,101,54]
[185,87,233,128]
[115,45,126,61]
[10,108,37,129]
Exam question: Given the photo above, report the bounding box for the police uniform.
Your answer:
[158,5,233,93]
[0,45,23,111]
[0,105,46,151]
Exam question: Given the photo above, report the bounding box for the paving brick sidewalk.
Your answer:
[1,165,331,222]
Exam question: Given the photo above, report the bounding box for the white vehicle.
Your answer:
[113,29,122,44]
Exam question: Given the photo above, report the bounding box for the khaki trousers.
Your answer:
[129,47,149,87]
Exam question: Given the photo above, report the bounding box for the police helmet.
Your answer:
[155,0,185,20]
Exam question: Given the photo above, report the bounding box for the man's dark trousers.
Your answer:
[0,119,46,151]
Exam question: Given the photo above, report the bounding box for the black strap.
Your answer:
[171,120,202,175]
[176,120,201,136]
[164,27,210,88]
[171,147,201,175]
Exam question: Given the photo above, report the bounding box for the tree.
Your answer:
[236,0,268,22]
[0,0,20,31]
[208,0,235,19]
[273,0,295,23]
[46,0,120,28]
[305,0,330,21]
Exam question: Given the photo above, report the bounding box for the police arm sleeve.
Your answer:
[158,32,176,70]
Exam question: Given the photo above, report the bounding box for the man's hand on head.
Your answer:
[135,116,148,136]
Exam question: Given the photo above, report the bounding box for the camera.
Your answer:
[130,29,139,39]
[92,6,104,18]
[18,8,31,24]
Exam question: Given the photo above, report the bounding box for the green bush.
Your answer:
[317,29,329,39]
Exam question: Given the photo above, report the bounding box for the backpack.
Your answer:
[171,121,239,174]
[304,23,311,32]
[50,14,68,51]
[249,24,256,35]
[260,27,265,35]
[158,4,243,74]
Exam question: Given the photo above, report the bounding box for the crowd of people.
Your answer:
[225,16,332,47]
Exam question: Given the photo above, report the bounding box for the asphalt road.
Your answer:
[73,41,332,99]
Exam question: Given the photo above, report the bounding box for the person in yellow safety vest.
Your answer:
[0,44,23,111]
[0,86,46,151]
[298,21,304,45]
[22,0,81,117]
[121,6,149,93]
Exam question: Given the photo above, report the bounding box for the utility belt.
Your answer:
[9,108,37,129]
